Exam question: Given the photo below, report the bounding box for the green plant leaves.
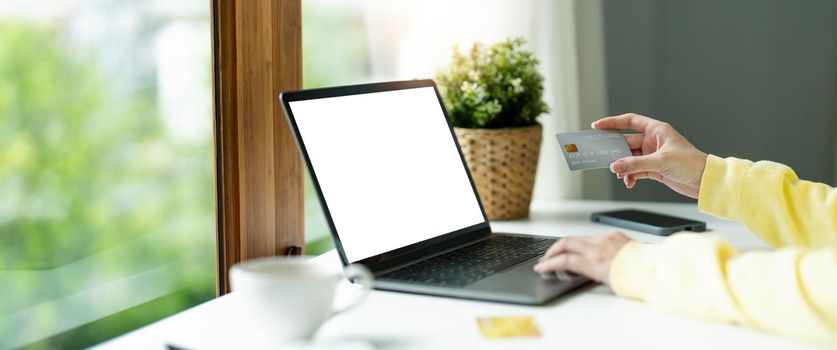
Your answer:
[436,38,548,129]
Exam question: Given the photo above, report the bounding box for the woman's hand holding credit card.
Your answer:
[556,113,708,199]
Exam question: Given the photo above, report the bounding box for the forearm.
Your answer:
[610,234,837,345]
[697,155,837,247]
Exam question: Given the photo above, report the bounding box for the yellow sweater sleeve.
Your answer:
[610,236,837,344]
[697,155,837,247]
[609,156,837,345]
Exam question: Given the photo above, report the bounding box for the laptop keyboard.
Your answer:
[378,235,555,288]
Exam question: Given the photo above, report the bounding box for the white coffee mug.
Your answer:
[229,256,373,343]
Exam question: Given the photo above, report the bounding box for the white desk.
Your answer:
[95,200,826,350]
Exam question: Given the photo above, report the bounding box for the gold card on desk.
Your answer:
[476,316,541,339]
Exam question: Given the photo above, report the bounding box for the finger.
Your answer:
[627,171,664,182]
[609,154,661,174]
[625,174,636,189]
[625,171,663,188]
[533,253,587,274]
[625,173,653,188]
[624,133,644,149]
[624,174,633,188]
[631,149,642,156]
[543,236,594,258]
[592,113,657,133]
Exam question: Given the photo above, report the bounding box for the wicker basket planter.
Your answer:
[455,124,542,220]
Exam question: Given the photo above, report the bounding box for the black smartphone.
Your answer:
[590,209,706,236]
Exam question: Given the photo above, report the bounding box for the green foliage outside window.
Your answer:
[0,23,214,349]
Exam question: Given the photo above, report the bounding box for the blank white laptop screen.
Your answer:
[289,86,485,263]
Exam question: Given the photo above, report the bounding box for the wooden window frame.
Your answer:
[211,0,303,295]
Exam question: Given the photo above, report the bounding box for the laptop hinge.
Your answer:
[358,223,491,274]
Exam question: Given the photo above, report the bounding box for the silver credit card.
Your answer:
[555,130,631,170]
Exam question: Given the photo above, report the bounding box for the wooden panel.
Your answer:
[271,0,304,256]
[212,0,303,295]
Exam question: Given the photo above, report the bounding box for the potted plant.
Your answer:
[436,38,548,220]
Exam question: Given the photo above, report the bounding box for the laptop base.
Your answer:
[375,256,592,305]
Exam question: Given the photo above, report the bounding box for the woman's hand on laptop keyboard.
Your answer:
[533,231,632,284]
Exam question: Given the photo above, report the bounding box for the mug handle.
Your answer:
[332,264,374,316]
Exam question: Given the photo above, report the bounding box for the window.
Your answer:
[0,1,214,348]
[301,0,370,255]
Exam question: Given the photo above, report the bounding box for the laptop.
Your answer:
[279,79,590,305]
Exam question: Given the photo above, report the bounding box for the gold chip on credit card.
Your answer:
[476,316,541,339]
[564,143,578,153]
